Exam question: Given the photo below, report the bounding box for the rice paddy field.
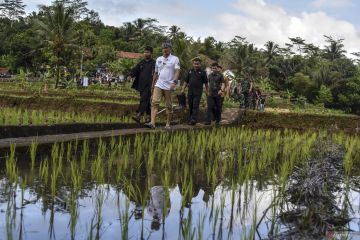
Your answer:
[1,128,359,239]
[0,107,132,126]
[0,83,188,128]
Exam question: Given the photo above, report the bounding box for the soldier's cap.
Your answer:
[192,57,202,62]
[162,41,172,49]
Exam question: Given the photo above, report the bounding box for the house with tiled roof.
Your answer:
[0,67,9,74]
[116,51,143,59]
[0,68,10,77]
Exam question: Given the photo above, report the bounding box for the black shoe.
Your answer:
[188,120,196,126]
[144,122,156,129]
[203,122,211,126]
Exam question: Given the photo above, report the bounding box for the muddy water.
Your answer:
[0,128,359,240]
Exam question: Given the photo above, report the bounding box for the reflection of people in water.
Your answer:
[178,171,215,208]
[147,185,170,230]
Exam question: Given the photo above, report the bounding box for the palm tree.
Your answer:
[123,22,136,41]
[263,41,279,65]
[234,45,249,74]
[167,25,180,38]
[35,2,77,88]
[288,37,306,55]
[312,62,331,87]
[133,18,158,37]
[172,38,192,72]
[215,41,226,52]
[323,35,346,61]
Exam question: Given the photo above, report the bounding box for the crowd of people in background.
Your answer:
[128,41,266,129]
[78,70,125,87]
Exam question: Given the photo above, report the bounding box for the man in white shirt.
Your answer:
[145,41,180,129]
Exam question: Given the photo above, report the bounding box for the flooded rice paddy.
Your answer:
[0,128,359,239]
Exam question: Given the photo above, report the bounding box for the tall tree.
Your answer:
[132,18,158,37]
[167,25,182,39]
[200,37,218,60]
[123,22,136,41]
[288,37,306,55]
[323,35,346,61]
[0,0,26,22]
[51,0,89,19]
[263,41,279,65]
[35,2,77,88]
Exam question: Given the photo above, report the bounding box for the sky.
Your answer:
[25,0,360,53]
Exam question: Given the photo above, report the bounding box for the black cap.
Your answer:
[144,46,153,53]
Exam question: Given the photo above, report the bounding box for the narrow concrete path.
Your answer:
[0,108,241,148]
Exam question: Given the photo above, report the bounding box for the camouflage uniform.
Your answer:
[206,72,225,124]
[240,79,251,109]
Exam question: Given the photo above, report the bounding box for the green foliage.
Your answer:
[35,2,78,88]
[172,37,194,73]
[337,76,360,114]
[93,45,115,64]
[14,69,28,89]
[315,84,333,105]
[291,73,316,99]
[108,58,137,76]
[0,55,15,68]
[259,77,273,92]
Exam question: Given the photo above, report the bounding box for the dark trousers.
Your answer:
[212,97,224,121]
[188,94,201,122]
[138,88,151,115]
[206,95,222,123]
[242,91,250,109]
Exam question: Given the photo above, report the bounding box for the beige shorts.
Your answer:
[151,87,173,114]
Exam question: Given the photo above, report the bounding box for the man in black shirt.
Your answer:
[205,63,225,126]
[181,58,208,125]
[129,46,156,123]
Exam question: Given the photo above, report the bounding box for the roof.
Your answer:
[0,68,9,73]
[116,51,143,59]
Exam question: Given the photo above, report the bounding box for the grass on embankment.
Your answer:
[0,95,137,118]
[236,110,360,133]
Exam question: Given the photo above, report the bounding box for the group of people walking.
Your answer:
[129,42,180,129]
[128,41,261,129]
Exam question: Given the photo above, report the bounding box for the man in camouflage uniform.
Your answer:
[204,63,225,126]
[240,76,253,109]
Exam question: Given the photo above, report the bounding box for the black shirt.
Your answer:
[131,59,155,92]
[208,72,224,96]
[185,69,208,95]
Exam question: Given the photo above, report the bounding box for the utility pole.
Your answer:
[80,49,84,80]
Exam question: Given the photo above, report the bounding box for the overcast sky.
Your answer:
[25,0,360,53]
